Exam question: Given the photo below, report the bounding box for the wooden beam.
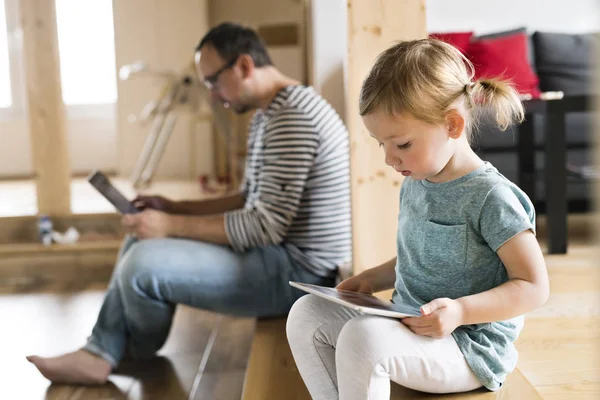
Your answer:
[346,0,427,274]
[21,0,71,216]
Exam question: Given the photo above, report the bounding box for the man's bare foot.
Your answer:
[26,350,112,385]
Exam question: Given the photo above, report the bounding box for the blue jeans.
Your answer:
[83,235,335,367]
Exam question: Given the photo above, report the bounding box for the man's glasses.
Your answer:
[202,57,238,90]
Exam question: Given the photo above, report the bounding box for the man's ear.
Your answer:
[238,54,255,79]
[445,109,465,139]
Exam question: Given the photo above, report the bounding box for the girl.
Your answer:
[286,39,549,399]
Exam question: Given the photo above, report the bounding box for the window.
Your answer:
[55,0,117,105]
[0,0,12,108]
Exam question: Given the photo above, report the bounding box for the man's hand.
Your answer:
[336,274,376,295]
[402,298,464,339]
[122,209,174,239]
[133,195,175,213]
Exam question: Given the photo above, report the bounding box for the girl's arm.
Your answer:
[337,257,397,294]
[403,230,549,338]
[456,230,549,324]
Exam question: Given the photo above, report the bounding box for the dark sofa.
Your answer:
[473,31,598,213]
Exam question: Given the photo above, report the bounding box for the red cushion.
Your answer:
[429,32,473,54]
[468,32,541,98]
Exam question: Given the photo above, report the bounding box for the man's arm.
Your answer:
[131,110,319,248]
[170,192,245,215]
[125,192,244,244]
[168,213,230,245]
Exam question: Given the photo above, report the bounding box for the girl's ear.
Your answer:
[445,109,465,139]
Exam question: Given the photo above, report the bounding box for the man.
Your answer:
[27,22,351,385]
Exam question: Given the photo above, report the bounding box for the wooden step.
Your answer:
[0,213,123,292]
[0,213,122,244]
[242,318,542,400]
[390,369,541,399]
[0,240,121,292]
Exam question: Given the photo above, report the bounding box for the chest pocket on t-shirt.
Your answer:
[421,221,467,269]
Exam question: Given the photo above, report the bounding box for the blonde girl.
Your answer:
[286,39,549,400]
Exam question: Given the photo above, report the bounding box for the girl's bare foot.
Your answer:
[26,350,111,385]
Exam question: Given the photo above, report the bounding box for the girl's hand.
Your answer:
[402,298,464,338]
[336,274,375,295]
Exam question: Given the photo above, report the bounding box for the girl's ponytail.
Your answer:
[467,79,524,131]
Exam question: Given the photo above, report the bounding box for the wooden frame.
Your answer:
[21,0,71,215]
[346,0,427,274]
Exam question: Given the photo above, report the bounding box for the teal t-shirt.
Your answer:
[392,162,535,391]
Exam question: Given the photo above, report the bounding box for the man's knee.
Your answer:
[117,239,169,288]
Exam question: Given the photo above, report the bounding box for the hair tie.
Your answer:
[464,82,476,95]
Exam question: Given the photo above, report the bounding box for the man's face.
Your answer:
[195,45,251,114]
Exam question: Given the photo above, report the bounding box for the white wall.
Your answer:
[0,0,118,178]
[113,0,212,180]
[209,0,306,83]
[0,0,213,180]
[307,0,347,121]
[427,0,600,34]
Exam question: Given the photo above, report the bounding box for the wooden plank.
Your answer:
[516,316,600,398]
[390,369,541,399]
[119,308,228,400]
[0,212,122,244]
[191,316,256,400]
[258,24,299,46]
[346,0,427,274]
[123,354,204,400]
[0,240,122,255]
[44,382,129,400]
[0,246,119,293]
[20,0,71,216]
[242,318,311,400]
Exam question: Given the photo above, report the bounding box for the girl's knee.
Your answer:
[337,315,392,359]
[286,294,321,338]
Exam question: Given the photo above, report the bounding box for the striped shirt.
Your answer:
[224,85,351,278]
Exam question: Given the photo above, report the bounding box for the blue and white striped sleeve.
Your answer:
[224,109,318,252]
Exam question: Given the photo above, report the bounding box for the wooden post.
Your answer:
[21,0,71,215]
[346,0,427,274]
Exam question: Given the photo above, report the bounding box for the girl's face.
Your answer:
[362,110,462,182]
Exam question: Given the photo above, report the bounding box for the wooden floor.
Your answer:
[515,236,600,399]
[0,177,598,400]
[0,282,256,399]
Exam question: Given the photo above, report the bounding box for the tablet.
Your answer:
[289,282,420,319]
[87,170,139,214]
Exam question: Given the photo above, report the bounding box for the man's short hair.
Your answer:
[196,22,273,67]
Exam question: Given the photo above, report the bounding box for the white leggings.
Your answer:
[286,295,482,400]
